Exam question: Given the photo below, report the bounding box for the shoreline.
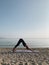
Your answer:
[0,48,49,52]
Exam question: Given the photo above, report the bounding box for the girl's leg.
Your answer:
[13,39,22,52]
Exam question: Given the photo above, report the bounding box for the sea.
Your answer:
[0,38,49,48]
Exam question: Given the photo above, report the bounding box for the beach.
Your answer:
[0,48,49,65]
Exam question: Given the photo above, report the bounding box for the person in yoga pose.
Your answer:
[13,38,32,52]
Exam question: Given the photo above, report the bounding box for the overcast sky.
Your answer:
[0,0,49,38]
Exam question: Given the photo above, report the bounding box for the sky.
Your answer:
[0,0,49,38]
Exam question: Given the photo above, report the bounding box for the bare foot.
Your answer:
[12,48,16,53]
[26,46,33,51]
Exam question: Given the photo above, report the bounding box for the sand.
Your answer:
[0,48,49,65]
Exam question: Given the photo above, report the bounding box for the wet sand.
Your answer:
[0,48,49,65]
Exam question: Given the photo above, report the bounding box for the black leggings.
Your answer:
[14,39,27,48]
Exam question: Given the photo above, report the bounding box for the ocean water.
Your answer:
[0,38,49,48]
